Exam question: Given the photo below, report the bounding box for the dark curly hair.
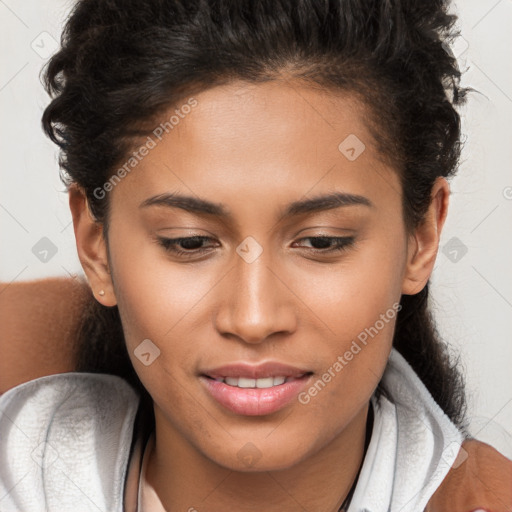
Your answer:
[41,0,469,437]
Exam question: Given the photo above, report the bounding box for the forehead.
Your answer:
[110,79,401,216]
[171,80,375,163]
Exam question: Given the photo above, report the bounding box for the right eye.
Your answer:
[156,235,219,258]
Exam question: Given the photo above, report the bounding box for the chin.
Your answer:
[206,441,310,473]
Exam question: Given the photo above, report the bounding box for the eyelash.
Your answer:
[156,235,355,258]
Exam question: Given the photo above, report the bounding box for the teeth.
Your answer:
[221,376,289,388]
[235,377,255,388]
[255,377,275,388]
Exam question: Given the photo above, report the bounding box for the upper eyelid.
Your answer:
[157,234,354,248]
[148,208,364,242]
[157,234,352,240]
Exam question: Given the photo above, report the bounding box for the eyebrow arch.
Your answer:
[139,191,373,221]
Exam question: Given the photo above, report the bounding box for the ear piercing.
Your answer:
[98,290,105,296]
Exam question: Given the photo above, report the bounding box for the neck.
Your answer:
[146,403,370,512]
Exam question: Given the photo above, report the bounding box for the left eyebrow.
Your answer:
[280,192,373,220]
[139,191,373,221]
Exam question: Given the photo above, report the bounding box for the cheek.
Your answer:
[108,230,215,342]
[291,230,406,406]
[292,228,406,340]
[106,229,226,401]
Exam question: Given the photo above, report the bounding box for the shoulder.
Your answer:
[0,372,140,512]
[0,276,90,394]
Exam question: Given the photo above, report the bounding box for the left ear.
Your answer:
[402,176,450,295]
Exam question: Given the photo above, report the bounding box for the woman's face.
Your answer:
[93,80,420,470]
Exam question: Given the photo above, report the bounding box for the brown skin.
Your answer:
[427,440,512,512]
[69,79,448,511]
[0,276,87,391]
[0,80,510,510]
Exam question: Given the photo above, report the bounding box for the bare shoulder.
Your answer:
[0,276,91,394]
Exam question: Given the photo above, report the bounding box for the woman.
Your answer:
[0,0,511,510]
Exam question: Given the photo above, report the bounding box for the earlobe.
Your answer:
[68,184,117,307]
[401,177,450,296]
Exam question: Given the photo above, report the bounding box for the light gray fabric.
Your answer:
[0,349,464,512]
[0,372,140,512]
[348,349,464,511]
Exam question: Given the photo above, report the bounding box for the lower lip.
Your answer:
[200,375,312,416]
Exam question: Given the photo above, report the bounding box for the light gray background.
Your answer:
[1,0,511,456]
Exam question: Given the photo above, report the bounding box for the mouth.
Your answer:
[199,372,313,416]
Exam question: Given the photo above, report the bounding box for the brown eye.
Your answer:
[156,236,218,257]
[293,236,355,253]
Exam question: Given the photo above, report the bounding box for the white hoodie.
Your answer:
[0,348,464,512]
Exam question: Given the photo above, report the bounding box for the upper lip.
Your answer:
[201,362,312,380]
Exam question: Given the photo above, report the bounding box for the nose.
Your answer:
[214,244,297,345]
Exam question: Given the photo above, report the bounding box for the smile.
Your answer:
[210,375,306,388]
[200,373,313,416]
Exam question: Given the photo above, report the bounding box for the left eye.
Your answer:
[292,236,355,253]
